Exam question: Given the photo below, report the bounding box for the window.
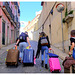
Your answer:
[2,22,5,45]
[45,2,47,6]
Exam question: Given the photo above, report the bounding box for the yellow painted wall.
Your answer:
[35,2,75,54]
[23,14,40,40]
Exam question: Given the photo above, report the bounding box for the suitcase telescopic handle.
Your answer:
[48,48,54,53]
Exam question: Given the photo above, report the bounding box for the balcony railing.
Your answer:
[11,14,14,22]
[3,2,14,22]
[18,22,20,28]
[14,15,18,23]
[18,8,20,14]
[16,15,18,22]
[14,2,18,7]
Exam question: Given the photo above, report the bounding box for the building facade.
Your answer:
[33,2,75,54]
[0,2,20,48]
[23,14,40,40]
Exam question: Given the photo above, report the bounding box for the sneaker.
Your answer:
[19,57,21,63]
[21,60,23,63]
[45,64,48,69]
[41,61,44,67]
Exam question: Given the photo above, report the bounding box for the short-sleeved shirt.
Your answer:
[70,37,75,45]
[70,37,75,59]
[19,34,28,43]
[70,37,75,50]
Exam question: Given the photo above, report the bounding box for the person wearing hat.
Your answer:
[35,32,51,69]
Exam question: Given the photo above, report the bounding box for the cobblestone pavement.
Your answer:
[0,41,64,73]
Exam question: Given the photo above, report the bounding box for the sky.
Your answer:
[20,2,42,33]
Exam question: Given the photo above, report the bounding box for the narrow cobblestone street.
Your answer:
[0,41,64,73]
[0,1,75,74]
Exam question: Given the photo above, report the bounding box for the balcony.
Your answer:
[14,15,18,23]
[16,16,18,22]
[65,14,74,23]
[18,22,20,28]
[14,2,18,7]
[18,8,20,14]
[2,2,15,26]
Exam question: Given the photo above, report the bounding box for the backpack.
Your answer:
[40,37,48,45]
[19,32,26,41]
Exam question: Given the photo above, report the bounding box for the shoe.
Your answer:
[19,57,21,63]
[41,61,44,67]
[21,60,23,63]
[45,64,48,69]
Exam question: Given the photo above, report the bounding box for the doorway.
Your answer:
[2,22,5,45]
[7,26,9,45]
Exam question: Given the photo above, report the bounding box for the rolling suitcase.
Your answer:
[5,47,19,67]
[48,49,61,73]
[63,55,75,73]
[64,65,75,73]
[49,57,61,73]
[23,49,34,66]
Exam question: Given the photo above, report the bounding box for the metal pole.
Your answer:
[42,25,44,32]
[49,24,51,44]
[61,12,64,52]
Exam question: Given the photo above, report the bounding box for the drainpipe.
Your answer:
[42,25,44,32]
[0,3,2,49]
[49,24,51,44]
[61,11,65,52]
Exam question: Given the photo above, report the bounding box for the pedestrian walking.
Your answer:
[35,32,51,69]
[16,31,28,48]
[15,31,31,63]
[69,30,75,59]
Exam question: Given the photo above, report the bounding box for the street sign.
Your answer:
[56,3,64,12]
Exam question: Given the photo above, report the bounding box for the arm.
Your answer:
[27,37,31,48]
[36,38,41,58]
[46,36,53,52]
[47,36,50,48]
[16,39,20,45]
[15,39,20,47]
[69,42,75,55]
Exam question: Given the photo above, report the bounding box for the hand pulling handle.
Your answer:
[15,46,17,49]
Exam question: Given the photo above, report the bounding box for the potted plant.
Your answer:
[62,9,74,23]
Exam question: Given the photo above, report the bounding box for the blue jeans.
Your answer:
[19,42,27,60]
[41,46,48,64]
[72,49,75,60]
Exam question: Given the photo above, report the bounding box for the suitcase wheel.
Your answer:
[15,62,18,67]
[6,64,9,67]
[6,63,8,67]
[15,64,18,67]
[52,70,60,73]
[23,63,34,67]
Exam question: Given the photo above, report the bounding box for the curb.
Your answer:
[0,43,15,55]
[51,45,69,60]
